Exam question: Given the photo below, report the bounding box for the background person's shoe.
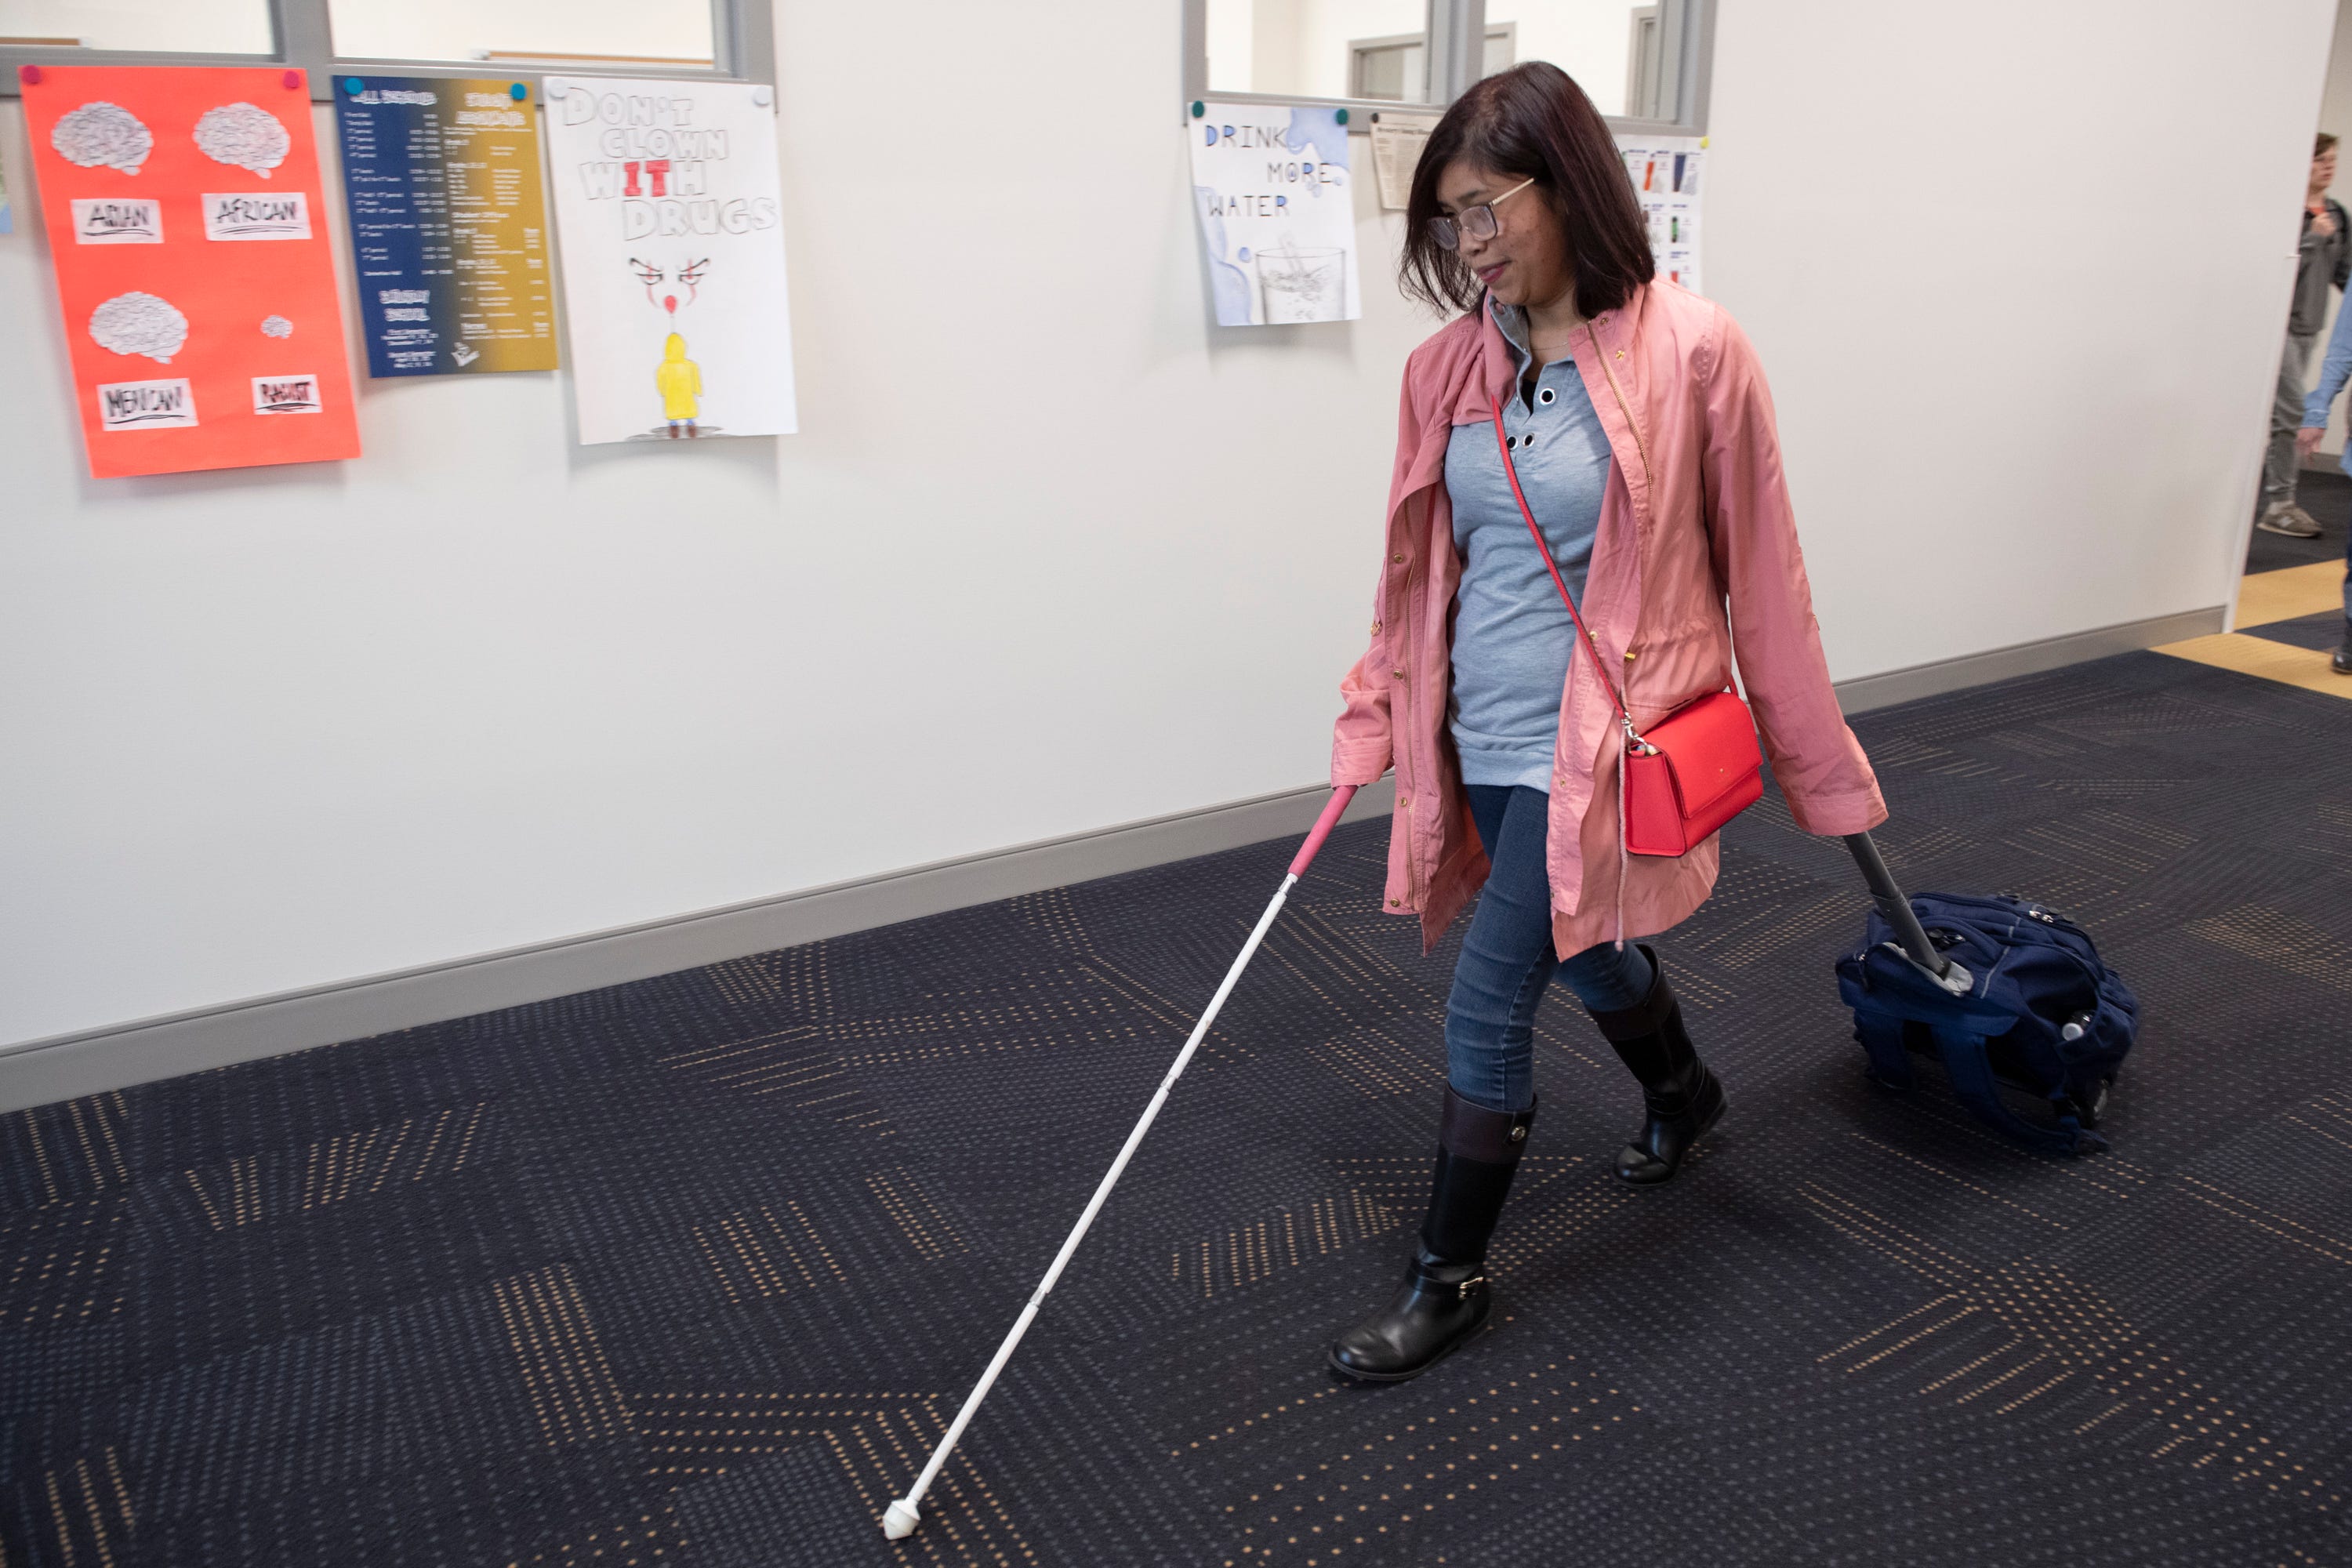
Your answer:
[2334,644,2352,676]
[2256,503,2324,538]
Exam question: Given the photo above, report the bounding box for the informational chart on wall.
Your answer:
[542,77,796,444]
[333,75,558,378]
[1369,111,1439,212]
[20,65,360,478]
[1189,103,1360,327]
[1617,135,1703,295]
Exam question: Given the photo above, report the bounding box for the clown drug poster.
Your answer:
[543,77,796,444]
[20,65,361,477]
[1189,103,1359,326]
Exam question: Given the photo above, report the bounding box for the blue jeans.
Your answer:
[1443,785,1657,1113]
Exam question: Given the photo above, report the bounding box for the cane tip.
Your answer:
[882,1499,921,1539]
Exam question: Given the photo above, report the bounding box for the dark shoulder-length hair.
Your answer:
[1399,62,1654,320]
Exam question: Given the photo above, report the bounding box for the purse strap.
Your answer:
[1488,392,1649,753]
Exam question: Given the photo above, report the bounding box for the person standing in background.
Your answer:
[2292,303,2352,674]
[2259,134,2349,539]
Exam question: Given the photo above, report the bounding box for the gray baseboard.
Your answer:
[0,779,1395,1112]
[1829,605,2225,715]
[0,602,2230,1112]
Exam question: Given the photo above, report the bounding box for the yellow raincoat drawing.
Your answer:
[657,333,702,434]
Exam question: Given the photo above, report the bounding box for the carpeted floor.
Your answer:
[2249,607,2352,655]
[5,649,2350,1568]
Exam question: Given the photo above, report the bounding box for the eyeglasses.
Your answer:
[1428,177,1537,252]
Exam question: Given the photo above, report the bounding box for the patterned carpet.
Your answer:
[5,648,2350,1568]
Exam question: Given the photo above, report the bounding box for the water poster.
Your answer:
[1617,136,1703,296]
[334,75,559,377]
[1189,103,1360,328]
[20,65,360,477]
[541,77,797,445]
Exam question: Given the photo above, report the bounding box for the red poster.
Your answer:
[20,64,361,478]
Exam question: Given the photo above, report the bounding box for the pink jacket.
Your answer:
[1330,278,1886,956]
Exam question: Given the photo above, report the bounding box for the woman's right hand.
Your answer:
[2298,424,2327,458]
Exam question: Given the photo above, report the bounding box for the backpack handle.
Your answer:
[1844,831,1965,989]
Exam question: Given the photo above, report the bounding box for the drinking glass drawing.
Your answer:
[1257,247,1345,323]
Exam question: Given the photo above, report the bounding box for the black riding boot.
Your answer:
[1328,1089,1535,1381]
[1590,946,1725,1185]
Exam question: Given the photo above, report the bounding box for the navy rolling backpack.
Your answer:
[1834,887,2140,1156]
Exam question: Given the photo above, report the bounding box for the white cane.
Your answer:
[880,784,1362,1540]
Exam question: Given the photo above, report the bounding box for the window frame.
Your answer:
[1181,0,1711,135]
[0,0,773,100]
[1345,31,1429,105]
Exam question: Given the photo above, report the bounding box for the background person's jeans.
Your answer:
[1443,784,1657,1113]
[2267,328,2318,510]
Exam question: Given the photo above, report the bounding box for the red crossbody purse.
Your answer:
[1488,394,1763,857]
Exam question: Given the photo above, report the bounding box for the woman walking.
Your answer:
[1327,64,1885,1381]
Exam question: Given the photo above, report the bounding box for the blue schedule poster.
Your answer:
[332,76,558,376]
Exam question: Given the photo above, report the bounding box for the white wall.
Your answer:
[1703,0,2332,660]
[0,0,2335,1054]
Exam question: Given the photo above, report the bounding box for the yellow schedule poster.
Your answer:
[332,76,558,376]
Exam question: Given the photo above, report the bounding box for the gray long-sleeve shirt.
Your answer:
[2291,196,2351,336]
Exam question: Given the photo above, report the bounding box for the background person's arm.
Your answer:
[2299,295,2352,454]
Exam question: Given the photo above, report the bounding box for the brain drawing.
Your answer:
[90,292,191,364]
[260,314,294,339]
[193,102,291,177]
[51,102,154,174]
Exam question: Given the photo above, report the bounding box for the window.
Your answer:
[1348,24,1513,104]
[0,0,273,56]
[1481,0,1697,121]
[2,0,770,94]
[1206,0,1428,103]
[1346,33,1422,103]
[1482,23,1516,78]
[326,0,715,71]
[1627,5,1664,118]
[1188,0,1708,130]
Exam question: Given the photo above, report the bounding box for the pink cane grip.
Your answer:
[1287,786,1359,878]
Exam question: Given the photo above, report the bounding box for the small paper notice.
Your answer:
[251,373,322,414]
[201,191,311,241]
[1370,111,1440,212]
[71,198,163,245]
[96,378,198,430]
